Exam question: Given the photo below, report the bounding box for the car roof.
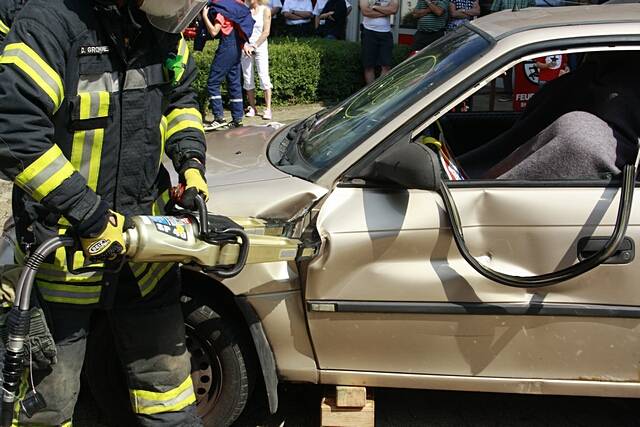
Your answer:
[470,4,640,39]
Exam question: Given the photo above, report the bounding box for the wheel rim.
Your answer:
[186,324,224,418]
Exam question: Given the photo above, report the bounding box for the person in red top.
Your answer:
[201,0,254,130]
[535,54,569,85]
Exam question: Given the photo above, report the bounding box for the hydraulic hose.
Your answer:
[1,236,75,427]
[439,163,636,288]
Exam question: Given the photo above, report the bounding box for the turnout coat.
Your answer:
[0,0,207,304]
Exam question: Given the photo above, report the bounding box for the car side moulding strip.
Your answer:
[306,300,640,319]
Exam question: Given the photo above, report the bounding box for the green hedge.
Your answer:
[190,38,411,108]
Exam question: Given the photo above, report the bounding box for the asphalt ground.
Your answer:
[74,382,640,427]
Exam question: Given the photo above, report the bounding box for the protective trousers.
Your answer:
[12,266,202,426]
[207,29,244,123]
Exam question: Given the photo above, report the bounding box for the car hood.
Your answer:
[200,126,328,220]
[203,126,287,186]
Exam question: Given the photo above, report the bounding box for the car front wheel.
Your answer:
[85,296,255,427]
[183,298,255,425]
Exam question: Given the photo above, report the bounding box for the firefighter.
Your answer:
[0,0,26,42]
[0,0,209,425]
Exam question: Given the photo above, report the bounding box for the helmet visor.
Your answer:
[143,0,207,34]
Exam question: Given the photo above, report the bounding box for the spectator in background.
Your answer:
[314,0,352,39]
[446,0,479,32]
[268,0,284,36]
[490,0,534,11]
[282,0,314,36]
[270,0,283,15]
[360,0,398,84]
[242,0,274,119]
[411,0,449,51]
[201,2,254,130]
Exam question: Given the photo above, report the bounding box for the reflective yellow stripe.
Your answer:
[10,371,29,426]
[137,262,174,297]
[160,116,168,168]
[166,120,204,139]
[79,91,110,120]
[166,107,202,124]
[97,91,109,117]
[0,43,64,110]
[152,190,171,215]
[79,92,91,119]
[130,261,173,296]
[87,129,104,191]
[71,92,108,191]
[70,130,102,190]
[131,375,196,415]
[11,421,72,427]
[165,107,204,139]
[0,19,9,35]
[14,145,75,201]
[131,262,148,277]
[70,130,85,170]
[37,280,102,305]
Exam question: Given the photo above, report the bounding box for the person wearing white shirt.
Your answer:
[242,0,274,120]
[359,0,398,83]
[313,0,351,39]
[269,0,282,16]
[282,0,313,36]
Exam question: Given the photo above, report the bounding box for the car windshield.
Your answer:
[278,27,491,179]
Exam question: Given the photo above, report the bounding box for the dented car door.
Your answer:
[304,183,640,390]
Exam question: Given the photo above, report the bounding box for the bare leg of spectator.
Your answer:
[380,65,391,77]
[246,89,257,111]
[364,67,376,84]
[264,88,272,112]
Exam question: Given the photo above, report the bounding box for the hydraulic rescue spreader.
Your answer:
[0,194,315,425]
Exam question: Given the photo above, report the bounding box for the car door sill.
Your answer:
[306,300,640,319]
[318,369,640,398]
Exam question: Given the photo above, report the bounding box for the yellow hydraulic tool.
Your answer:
[0,194,316,423]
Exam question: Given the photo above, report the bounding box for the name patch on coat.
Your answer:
[79,46,110,56]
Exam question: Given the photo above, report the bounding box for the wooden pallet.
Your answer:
[321,386,374,427]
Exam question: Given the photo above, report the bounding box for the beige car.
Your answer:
[8,4,640,426]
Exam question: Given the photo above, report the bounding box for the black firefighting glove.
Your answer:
[0,307,57,369]
[179,159,209,211]
[76,200,126,263]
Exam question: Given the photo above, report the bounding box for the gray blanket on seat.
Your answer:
[489,111,636,180]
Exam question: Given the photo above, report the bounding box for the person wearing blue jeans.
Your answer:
[207,26,243,129]
[201,2,253,130]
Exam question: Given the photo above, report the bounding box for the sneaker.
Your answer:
[245,106,256,117]
[262,109,272,120]
[204,118,226,131]
[227,120,243,129]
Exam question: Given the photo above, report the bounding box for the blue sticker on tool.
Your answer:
[149,216,189,241]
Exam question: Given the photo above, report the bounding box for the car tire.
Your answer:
[183,296,256,426]
[84,296,255,427]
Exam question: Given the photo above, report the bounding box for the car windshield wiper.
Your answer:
[277,113,320,166]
